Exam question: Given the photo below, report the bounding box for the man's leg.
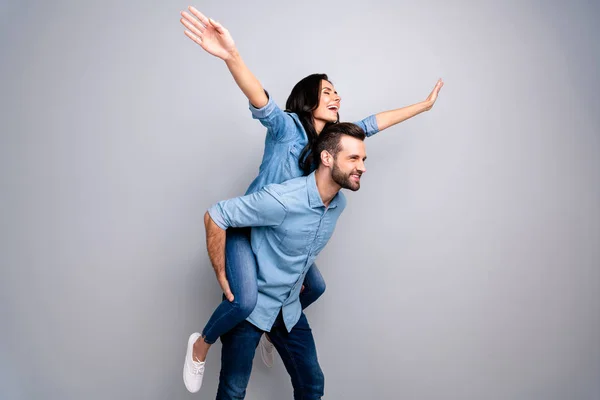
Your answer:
[259,264,327,368]
[268,312,324,400]
[216,320,263,400]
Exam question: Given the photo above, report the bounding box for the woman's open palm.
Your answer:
[181,6,236,61]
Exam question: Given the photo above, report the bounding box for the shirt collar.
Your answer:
[307,171,340,209]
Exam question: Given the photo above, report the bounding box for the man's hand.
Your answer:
[216,271,234,302]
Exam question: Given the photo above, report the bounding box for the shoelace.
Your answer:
[191,359,204,375]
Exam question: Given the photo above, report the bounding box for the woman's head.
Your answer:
[285,74,341,129]
[286,73,342,174]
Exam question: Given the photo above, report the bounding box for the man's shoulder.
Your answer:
[263,176,308,197]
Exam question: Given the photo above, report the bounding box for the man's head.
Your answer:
[314,122,367,191]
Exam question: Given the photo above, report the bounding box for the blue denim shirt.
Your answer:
[245,93,379,195]
[208,172,346,332]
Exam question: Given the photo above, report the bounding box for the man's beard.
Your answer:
[332,162,361,191]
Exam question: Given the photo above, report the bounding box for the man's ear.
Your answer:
[320,150,333,167]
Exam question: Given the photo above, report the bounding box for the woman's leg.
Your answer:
[184,228,259,393]
[300,263,326,310]
[195,228,258,360]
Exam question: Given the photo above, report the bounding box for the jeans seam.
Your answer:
[278,330,306,395]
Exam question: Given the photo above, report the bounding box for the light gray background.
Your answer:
[1,0,599,399]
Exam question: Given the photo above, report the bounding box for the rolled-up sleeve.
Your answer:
[353,115,380,137]
[250,90,296,142]
[207,188,287,230]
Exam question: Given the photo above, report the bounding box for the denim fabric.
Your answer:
[202,228,256,344]
[216,312,323,400]
[300,263,326,309]
[244,92,378,195]
[202,91,370,340]
[202,231,326,343]
[208,172,346,332]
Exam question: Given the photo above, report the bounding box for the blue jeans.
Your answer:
[202,228,326,344]
[216,311,324,399]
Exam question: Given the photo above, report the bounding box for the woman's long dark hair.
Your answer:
[285,73,338,175]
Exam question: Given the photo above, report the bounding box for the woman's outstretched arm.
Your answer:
[180,6,268,108]
[375,79,444,131]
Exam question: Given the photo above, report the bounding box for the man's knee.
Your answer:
[296,369,324,399]
[295,359,324,399]
[216,380,248,399]
[310,364,325,395]
[218,321,260,399]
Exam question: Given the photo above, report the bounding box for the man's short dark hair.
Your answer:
[313,123,366,166]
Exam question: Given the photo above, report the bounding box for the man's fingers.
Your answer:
[218,275,235,302]
[223,286,234,302]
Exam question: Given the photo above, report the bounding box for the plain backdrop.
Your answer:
[1,0,599,399]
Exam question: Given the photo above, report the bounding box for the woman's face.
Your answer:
[312,80,341,127]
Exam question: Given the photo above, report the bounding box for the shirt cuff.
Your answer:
[363,114,380,137]
[207,203,229,230]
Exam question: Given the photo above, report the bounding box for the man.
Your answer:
[186,122,367,399]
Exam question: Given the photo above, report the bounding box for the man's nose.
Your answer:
[358,160,366,173]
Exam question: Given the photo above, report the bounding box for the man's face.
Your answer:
[330,136,367,191]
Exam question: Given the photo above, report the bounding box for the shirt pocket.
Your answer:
[279,227,312,257]
[285,144,304,177]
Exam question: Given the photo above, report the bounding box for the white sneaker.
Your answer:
[183,332,205,393]
[259,333,275,368]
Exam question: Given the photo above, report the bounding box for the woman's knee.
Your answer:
[305,270,326,298]
[233,288,258,317]
[311,277,326,297]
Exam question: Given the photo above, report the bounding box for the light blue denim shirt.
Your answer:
[208,171,346,332]
[245,93,379,195]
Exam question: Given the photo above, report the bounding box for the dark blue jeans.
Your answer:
[202,228,326,344]
[216,312,324,400]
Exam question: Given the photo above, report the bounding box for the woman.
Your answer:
[180,5,443,393]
